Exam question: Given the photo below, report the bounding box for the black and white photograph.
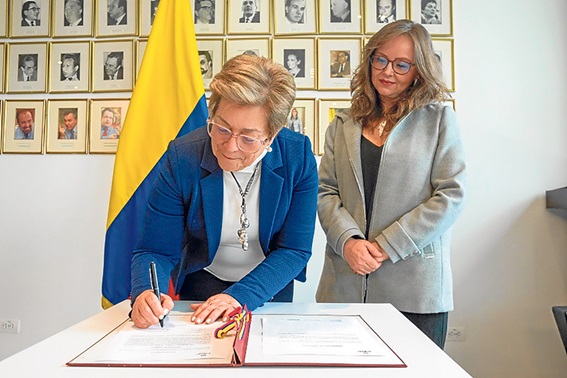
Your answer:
[7,42,47,93]
[2,100,44,153]
[432,38,455,91]
[92,40,133,92]
[319,0,361,34]
[192,0,224,35]
[197,38,223,89]
[46,99,88,153]
[97,0,137,37]
[140,0,159,37]
[317,38,360,90]
[10,0,50,37]
[410,0,452,36]
[274,0,316,35]
[53,0,93,37]
[227,0,270,34]
[272,38,316,89]
[49,41,90,93]
[365,0,407,33]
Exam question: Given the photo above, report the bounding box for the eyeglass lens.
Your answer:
[371,56,412,75]
[208,121,263,153]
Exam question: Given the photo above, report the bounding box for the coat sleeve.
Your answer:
[317,116,365,258]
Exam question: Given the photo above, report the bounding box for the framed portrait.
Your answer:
[319,0,361,34]
[197,38,223,90]
[96,0,137,37]
[272,38,316,90]
[135,39,147,80]
[286,98,316,154]
[6,42,48,93]
[92,40,134,92]
[227,0,270,35]
[365,0,407,34]
[140,0,160,37]
[89,99,129,153]
[226,38,270,61]
[52,0,93,37]
[317,38,361,91]
[2,100,45,153]
[10,0,50,37]
[46,99,88,153]
[410,0,452,36]
[274,0,316,36]
[192,0,225,35]
[432,38,454,92]
[318,98,351,155]
[0,43,4,93]
[49,41,90,93]
[0,0,7,37]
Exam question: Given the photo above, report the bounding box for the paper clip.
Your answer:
[214,306,248,339]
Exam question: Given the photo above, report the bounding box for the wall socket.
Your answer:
[447,326,465,341]
[0,319,21,334]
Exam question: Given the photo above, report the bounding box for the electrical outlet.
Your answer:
[447,326,465,341]
[0,319,21,334]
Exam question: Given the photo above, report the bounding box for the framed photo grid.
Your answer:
[46,99,88,153]
[2,99,45,153]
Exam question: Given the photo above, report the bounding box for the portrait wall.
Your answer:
[0,0,456,155]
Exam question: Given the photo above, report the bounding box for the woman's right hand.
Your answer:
[131,290,174,329]
[343,238,383,275]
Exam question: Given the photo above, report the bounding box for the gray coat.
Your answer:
[316,103,466,313]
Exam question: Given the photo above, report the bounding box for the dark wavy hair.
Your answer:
[350,19,449,126]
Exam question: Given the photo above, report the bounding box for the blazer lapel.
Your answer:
[258,142,284,251]
[342,117,364,198]
[200,141,223,259]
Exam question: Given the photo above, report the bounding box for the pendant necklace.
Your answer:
[230,163,260,251]
[377,120,387,137]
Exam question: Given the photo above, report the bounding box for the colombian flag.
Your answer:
[101,0,208,308]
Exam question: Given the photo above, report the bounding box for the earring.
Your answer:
[266,146,272,152]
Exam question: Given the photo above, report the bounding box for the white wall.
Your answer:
[2,1,567,376]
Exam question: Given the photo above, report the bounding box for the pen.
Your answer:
[149,261,164,328]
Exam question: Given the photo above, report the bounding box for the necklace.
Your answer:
[230,163,260,251]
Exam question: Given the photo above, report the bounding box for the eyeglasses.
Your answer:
[207,119,269,153]
[370,55,415,75]
[26,6,40,11]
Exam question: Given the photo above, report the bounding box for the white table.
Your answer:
[0,301,472,377]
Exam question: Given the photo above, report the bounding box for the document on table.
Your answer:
[245,314,405,366]
[68,314,235,366]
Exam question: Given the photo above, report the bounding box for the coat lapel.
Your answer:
[258,142,284,251]
[200,140,223,260]
[341,117,364,199]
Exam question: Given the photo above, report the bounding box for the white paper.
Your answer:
[261,315,389,356]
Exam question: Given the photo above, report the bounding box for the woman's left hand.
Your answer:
[372,242,390,263]
[189,294,241,324]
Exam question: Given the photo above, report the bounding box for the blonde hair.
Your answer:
[350,19,449,126]
[208,54,296,137]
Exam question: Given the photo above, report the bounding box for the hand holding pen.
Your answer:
[149,261,164,327]
[130,262,174,329]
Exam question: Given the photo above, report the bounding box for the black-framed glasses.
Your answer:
[207,119,269,153]
[370,55,415,75]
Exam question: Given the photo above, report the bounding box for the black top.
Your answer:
[361,135,383,237]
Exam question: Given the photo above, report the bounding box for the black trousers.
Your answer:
[401,311,448,349]
[179,269,294,303]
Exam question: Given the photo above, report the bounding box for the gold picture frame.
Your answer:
[226,37,270,61]
[6,42,48,93]
[272,37,316,90]
[10,0,51,38]
[227,0,270,35]
[273,0,317,36]
[88,98,129,153]
[92,39,134,92]
[317,37,361,91]
[410,0,453,36]
[286,98,316,154]
[96,0,137,37]
[52,0,94,38]
[432,37,455,92]
[364,0,407,34]
[2,99,45,153]
[319,0,361,34]
[48,41,91,93]
[46,99,88,153]
[193,0,225,35]
[197,38,223,90]
[318,98,351,155]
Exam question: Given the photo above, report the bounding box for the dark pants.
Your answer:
[179,269,294,303]
[401,311,448,349]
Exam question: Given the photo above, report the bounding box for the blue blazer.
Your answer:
[131,126,318,311]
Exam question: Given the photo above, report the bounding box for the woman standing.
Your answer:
[316,20,466,349]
